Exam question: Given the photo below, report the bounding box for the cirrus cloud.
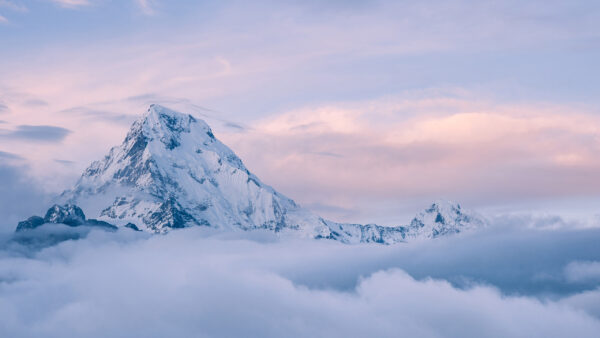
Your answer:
[0,125,71,142]
[48,0,90,8]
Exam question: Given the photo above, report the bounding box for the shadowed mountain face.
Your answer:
[50,104,484,243]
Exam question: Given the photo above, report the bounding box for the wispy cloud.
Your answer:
[23,99,48,106]
[0,13,7,24]
[49,0,90,8]
[223,121,246,132]
[0,125,72,142]
[309,151,344,158]
[0,0,27,12]
[135,0,156,15]
[54,158,75,165]
[0,163,50,232]
[0,150,22,160]
[60,106,132,124]
[40,0,159,13]
[565,261,600,284]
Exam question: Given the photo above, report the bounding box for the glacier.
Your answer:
[18,104,485,244]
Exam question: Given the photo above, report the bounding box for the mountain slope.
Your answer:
[59,104,484,243]
[60,104,330,237]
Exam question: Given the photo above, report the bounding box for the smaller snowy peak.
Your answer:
[324,200,485,244]
[44,204,86,226]
[405,200,484,239]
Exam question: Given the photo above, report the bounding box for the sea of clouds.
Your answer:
[1,222,600,337]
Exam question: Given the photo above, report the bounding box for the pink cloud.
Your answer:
[49,0,90,8]
[219,96,600,223]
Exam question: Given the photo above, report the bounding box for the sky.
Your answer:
[1,0,600,226]
[2,2,600,337]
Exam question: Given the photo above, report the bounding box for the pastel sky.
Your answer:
[1,0,599,225]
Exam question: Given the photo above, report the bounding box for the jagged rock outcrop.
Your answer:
[405,201,484,239]
[16,204,119,232]
[16,216,45,232]
[44,204,86,226]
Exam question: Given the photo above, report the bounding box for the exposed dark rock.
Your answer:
[86,219,118,230]
[44,204,86,226]
[124,223,141,231]
[143,197,197,230]
[17,204,119,233]
[16,216,45,232]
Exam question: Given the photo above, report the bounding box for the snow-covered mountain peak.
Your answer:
[424,199,463,217]
[60,104,327,235]
[139,104,213,151]
[406,200,484,239]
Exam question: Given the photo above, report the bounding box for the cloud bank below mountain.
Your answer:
[1,223,599,337]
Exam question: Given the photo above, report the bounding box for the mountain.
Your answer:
[48,104,484,243]
[324,201,484,244]
[405,201,484,239]
[59,104,330,238]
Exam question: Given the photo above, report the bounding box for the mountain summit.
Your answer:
[56,104,484,243]
[60,104,329,237]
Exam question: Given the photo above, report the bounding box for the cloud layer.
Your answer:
[1,225,600,337]
[0,163,51,233]
[0,125,71,142]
